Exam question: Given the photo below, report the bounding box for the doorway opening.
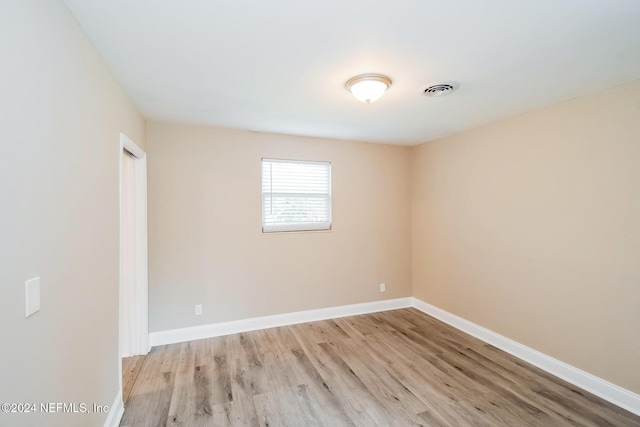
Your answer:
[119,133,149,407]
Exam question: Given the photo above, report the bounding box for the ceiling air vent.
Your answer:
[420,82,459,97]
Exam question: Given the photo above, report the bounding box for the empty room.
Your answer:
[1,1,640,426]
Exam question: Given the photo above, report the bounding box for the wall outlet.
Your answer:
[380,283,386,292]
[195,304,202,315]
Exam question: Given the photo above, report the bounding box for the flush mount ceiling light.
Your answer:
[345,74,392,104]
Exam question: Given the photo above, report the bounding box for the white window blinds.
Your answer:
[262,158,332,232]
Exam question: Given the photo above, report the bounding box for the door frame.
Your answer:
[118,133,149,393]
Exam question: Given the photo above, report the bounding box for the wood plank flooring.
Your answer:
[120,309,640,426]
[123,355,146,405]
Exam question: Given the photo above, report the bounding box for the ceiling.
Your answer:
[63,0,640,145]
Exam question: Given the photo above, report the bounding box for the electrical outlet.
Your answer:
[380,283,386,292]
[195,304,202,315]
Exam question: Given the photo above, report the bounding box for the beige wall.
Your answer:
[0,1,145,426]
[411,79,640,393]
[147,123,412,331]
[2,2,636,420]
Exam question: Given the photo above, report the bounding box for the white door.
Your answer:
[121,149,136,357]
[119,134,149,359]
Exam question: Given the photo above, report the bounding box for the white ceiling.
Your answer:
[63,0,640,145]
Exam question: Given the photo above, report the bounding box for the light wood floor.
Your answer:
[121,309,640,426]
[123,354,146,405]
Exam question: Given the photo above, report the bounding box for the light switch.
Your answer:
[25,277,40,318]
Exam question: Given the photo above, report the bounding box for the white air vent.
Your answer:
[420,82,459,97]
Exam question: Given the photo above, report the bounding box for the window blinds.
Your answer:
[261,158,332,232]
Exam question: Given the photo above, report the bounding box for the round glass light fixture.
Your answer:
[345,74,392,103]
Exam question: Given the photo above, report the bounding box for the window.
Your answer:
[262,158,332,233]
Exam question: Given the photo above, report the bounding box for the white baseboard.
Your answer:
[149,297,413,347]
[103,390,124,427]
[411,297,640,417]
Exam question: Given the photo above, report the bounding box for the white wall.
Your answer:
[0,1,145,426]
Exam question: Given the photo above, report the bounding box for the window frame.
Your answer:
[261,157,332,233]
